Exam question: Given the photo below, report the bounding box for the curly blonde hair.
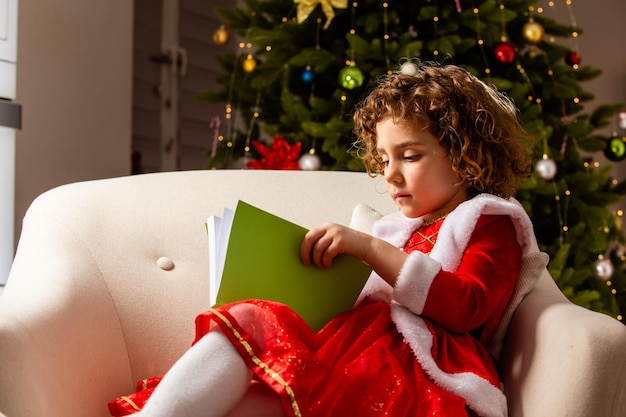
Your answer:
[353,63,533,199]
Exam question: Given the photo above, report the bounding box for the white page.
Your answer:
[208,206,235,306]
[207,214,222,307]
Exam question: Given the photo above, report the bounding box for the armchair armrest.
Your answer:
[0,208,132,416]
[500,270,626,417]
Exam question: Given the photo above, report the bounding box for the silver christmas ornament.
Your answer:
[299,151,321,171]
[535,157,557,180]
[593,258,614,281]
[619,110,626,130]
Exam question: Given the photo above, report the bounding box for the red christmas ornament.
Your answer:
[565,51,581,67]
[494,42,516,64]
[246,135,302,170]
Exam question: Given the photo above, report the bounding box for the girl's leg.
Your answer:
[224,381,286,417]
[139,330,252,417]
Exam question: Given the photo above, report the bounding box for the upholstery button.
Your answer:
[157,257,175,271]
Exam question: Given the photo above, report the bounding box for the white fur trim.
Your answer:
[391,305,508,417]
[362,194,546,415]
[393,252,442,314]
[356,270,393,304]
[432,195,538,271]
[370,211,422,248]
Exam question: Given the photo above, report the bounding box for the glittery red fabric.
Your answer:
[403,218,441,254]
[109,218,508,417]
[107,377,162,416]
[200,298,496,417]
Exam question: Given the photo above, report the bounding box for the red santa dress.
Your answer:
[109,194,546,417]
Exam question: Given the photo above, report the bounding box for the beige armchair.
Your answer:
[1,170,625,417]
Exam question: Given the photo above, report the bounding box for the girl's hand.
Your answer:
[301,223,371,270]
[301,223,408,287]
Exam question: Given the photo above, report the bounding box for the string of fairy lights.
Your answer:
[553,1,624,320]
[470,4,491,75]
[382,2,391,73]
[438,1,624,315]
[209,0,625,319]
[537,1,624,320]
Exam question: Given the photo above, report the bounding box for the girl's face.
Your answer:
[376,118,469,220]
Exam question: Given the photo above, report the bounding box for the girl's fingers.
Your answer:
[301,227,325,265]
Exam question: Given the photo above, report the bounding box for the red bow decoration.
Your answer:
[246,135,302,170]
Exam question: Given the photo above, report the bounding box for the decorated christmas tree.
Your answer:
[200,0,626,321]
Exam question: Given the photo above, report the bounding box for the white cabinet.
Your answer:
[0,125,15,284]
[0,0,17,99]
[0,0,17,284]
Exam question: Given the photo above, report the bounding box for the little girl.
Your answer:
[109,62,547,417]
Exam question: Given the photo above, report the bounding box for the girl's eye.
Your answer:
[404,154,421,161]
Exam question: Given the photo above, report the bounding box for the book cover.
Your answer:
[207,200,372,331]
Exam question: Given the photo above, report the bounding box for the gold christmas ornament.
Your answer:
[522,20,545,45]
[242,54,257,73]
[212,25,230,46]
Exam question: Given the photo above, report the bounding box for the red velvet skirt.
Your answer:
[109,299,500,416]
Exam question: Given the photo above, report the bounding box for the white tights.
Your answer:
[138,331,285,417]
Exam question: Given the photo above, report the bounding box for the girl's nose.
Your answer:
[384,160,402,184]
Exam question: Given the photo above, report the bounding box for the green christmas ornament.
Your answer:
[339,66,364,90]
[604,136,626,162]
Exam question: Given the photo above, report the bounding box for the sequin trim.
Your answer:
[211,309,302,417]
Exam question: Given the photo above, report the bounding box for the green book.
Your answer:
[207,200,372,331]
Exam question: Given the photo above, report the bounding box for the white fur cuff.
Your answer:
[394,251,442,315]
